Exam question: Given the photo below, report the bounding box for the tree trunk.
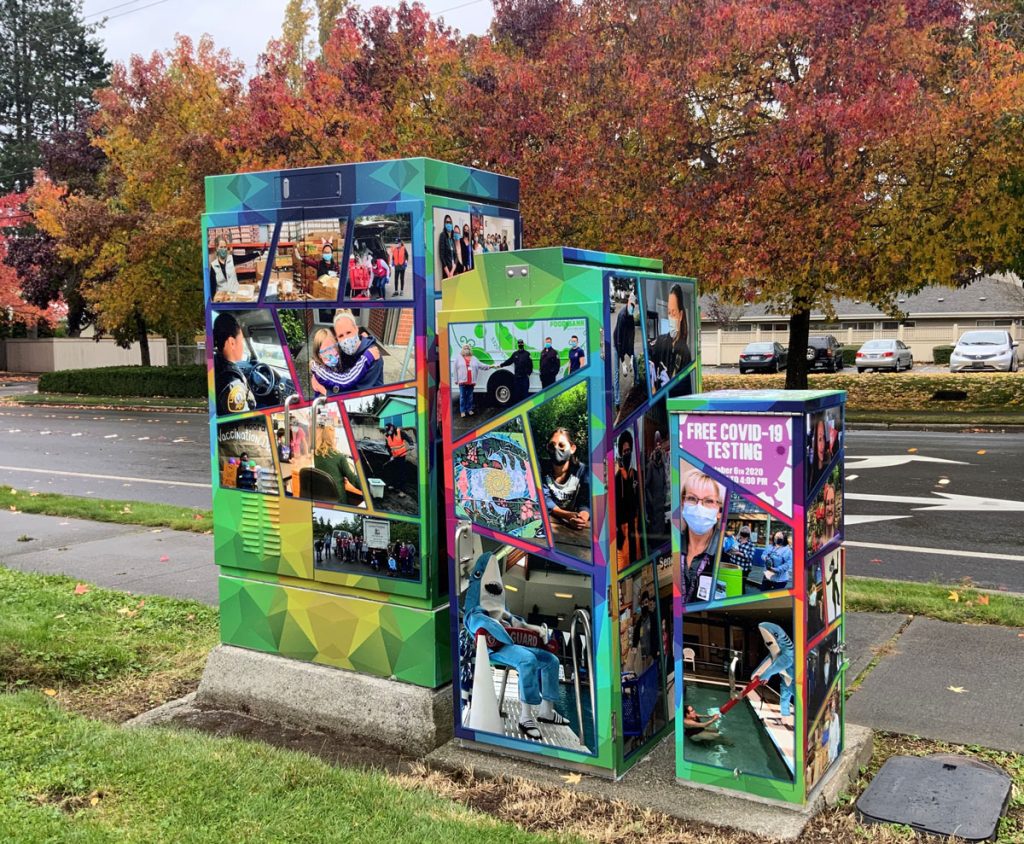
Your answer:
[786,308,811,390]
[135,309,151,367]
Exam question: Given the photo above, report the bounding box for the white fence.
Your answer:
[3,338,168,373]
[699,323,1024,366]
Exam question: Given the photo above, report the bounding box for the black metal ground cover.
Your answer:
[856,754,1012,842]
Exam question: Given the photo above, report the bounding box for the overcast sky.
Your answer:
[82,0,493,74]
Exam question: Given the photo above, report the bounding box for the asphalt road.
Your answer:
[0,406,210,508]
[842,429,1024,592]
[1,406,1021,590]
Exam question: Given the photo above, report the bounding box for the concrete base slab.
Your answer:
[426,724,874,841]
[123,692,198,729]
[195,645,453,756]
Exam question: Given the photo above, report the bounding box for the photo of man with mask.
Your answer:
[678,466,725,604]
[614,428,642,571]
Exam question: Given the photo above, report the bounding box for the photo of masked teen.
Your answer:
[529,383,592,563]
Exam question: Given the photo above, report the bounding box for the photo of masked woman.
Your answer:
[309,317,382,398]
[539,427,591,558]
[647,283,693,392]
[678,467,725,604]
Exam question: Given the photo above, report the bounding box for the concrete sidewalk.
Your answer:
[2,508,1022,754]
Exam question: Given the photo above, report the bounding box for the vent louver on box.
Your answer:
[240,495,282,558]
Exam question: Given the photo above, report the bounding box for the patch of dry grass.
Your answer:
[398,732,1023,844]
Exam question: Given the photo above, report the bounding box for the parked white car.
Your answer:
[855,339,913,373]
[949,330,1019,373]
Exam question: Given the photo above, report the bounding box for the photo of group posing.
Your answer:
[313,508,421,582]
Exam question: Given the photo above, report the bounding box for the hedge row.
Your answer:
[38,365,206,398]
[933,345,955,365]
[704,371,1024,410]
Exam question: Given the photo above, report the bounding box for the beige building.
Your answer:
[699,275,1024,365]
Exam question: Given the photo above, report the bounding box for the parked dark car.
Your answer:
[739,342,788,374]
[807,335,844,372]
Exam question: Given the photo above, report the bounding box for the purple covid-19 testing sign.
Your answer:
[679,414,794,516]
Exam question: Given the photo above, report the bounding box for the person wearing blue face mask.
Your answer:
[439,214,458,279]
[567,335,585,373]
[316,242,338,279]
[309,321,382,398]
[539,336,560,389]
[679,469,724,604]
[761,530,794,590]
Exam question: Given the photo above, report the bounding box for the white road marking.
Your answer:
[844,515,909,525]
[846,491,1024,512]
[846,474,858,481]
[846,455,969,471]
[0,465,209,489]
[845,540,1024,563]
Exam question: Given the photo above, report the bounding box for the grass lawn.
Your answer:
[845,409,1024,426]
[0,693,562,844]
[3,392,205,410]
[1,486,212,534]
[846,576,1024,627]
[0,567,218,721]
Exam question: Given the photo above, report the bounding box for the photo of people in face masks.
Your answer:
[432,208,517,291]
[719,492,795,597]
[806,407,843,493]
[307,308,415,399]
[678,463,726,605]
[353,214,412,302]
[447,318,587,438]
[529,383,592,562]
[807,466,843,555]
[644,280,695,396]
[266,217,350,303]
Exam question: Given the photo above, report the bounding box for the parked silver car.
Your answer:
[949,330,1019,373]
[855,339,913,373]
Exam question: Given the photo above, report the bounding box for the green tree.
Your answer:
[0,0,108,191]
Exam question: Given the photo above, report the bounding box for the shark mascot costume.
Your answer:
[464,552,569,739]
[719,620,795,718]
[753,621,795,716]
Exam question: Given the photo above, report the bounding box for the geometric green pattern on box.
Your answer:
[219,575,451,688]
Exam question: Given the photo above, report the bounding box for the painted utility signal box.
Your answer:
[203,159,520,689]
[669,390,846,804]
[438,246,701,777]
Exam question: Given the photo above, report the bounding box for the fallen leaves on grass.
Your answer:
[560,772,582,785]
[42,688,57,697]
[977,594,990,606]
[73,584,90,595]
[947,590,959,603]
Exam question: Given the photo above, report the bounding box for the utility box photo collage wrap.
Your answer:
[669,390,846,805]
[439,249,701,776]
[204,199,436,602]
